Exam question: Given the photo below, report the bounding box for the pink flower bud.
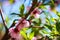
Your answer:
[31,7,41,18]
[34,13,40,18]
[15,19,30,31]
[26,6,31,11]
[22,20,30,27]
[26,6,42,18]
[9,27,20,39]
[9,19,30,39]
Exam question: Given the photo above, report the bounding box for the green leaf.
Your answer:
[0,23,3,32]
[19,4,25,17]
[44,24,52,31]
[28,32,34,39]
[20,30,27,40]
[56,21,60,33]
[32,28,40,36]
[9,19,18,28]
[32,18,41,26]
[57,12,60,17]
[11,13,21,17]
[5,16,9,23]
[9,0,15,4]
[39,4,47,9]
[50,0,55,9]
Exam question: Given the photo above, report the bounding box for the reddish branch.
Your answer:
[25,0,42,19]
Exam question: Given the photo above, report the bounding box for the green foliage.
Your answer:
[32,18,41,26]
[56,21,60,33]
[11,4,25,17]
[20,30,27,40]
[32,28,40,36]
[9,0,15,4]
[44,24,52,31]
[19,4,25,17]
[0,23,3,32]
[11,13,21,17]
[5,16,10,23]
[28,32,34,40]
[20,28,34,40]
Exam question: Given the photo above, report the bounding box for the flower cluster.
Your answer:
[9,2,42,39]
[9,6,42,39]
[9,18,30,39]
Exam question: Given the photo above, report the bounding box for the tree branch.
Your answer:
[0,9,8,30]
[0,9,10,40]
[25,0,40,19]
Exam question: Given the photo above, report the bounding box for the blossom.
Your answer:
[31,7,41,18]
[9,27,20,40]
[33,12,40,18]
[26,6,42,18]
[9,18,30,39]
[22,19,30,27]
[16,19,30,31]
[32,37,37,40]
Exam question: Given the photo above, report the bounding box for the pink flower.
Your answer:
[32,37,37,40]
[31,7,41,18]
[9,27,20,39]
[22,20,30,27]
[9,19,30,39]
[15,19,30,31]
[33,13,40,18]
[26,6,42,18]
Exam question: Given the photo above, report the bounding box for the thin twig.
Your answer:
[0,9,8,30]
[0,9,10,40]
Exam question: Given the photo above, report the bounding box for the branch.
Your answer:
[9,0,42,29]
[9,19,18,28]
[0,9,11,40]
[0,9,8,30]
[25,0,41,19]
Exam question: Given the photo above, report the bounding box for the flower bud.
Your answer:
[9,27,20,39]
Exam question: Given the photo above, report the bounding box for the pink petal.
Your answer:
[15,19,30,30]
[34,14,40,18]
[32,37,37,40]
[9,27,20,39]
[23,20,30,27]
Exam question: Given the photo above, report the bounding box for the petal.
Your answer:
[32,37,37,40]
[34,14,40,18]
